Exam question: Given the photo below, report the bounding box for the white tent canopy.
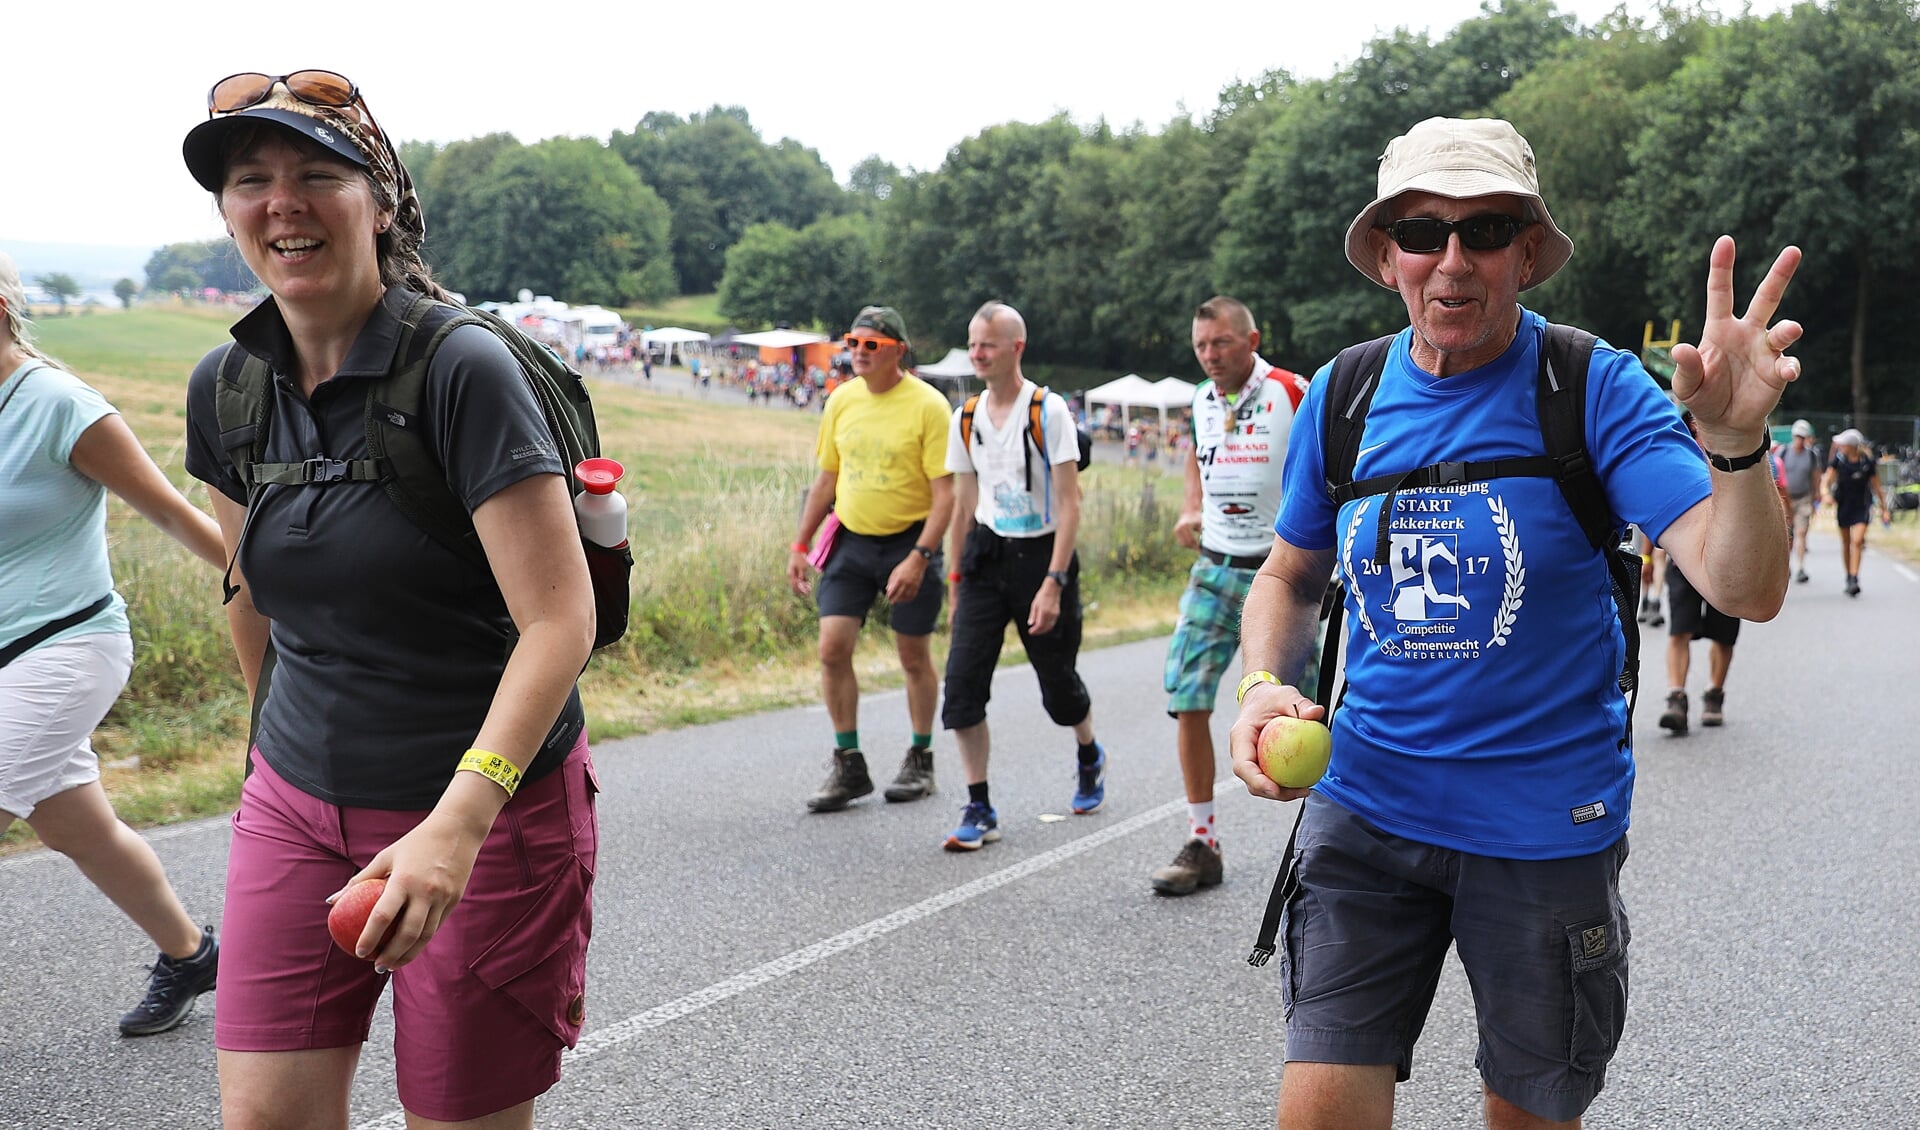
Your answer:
[1153,376,1198,408]
[917,347,974,378]
[731,329,829,349]
[640,326,711,367]
[1082,374,1162,409]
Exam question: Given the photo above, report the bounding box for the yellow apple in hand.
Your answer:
[1257,716,1332,789]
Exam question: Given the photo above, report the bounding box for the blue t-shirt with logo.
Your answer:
[1274,309,1709,859]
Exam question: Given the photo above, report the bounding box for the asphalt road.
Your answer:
[3,530,1916,1130]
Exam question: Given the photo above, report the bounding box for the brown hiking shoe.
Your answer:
[883,746,936,802]
[807,748,873,812]
[1658,690,1688,735]
[1701,687,1725,727]
[1150,838,1223,896]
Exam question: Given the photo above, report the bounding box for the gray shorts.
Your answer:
[815,524,943,637]
[1280,793,1630,1123]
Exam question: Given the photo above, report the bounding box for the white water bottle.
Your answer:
[574,457,629,549]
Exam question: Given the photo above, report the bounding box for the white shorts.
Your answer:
[0,632,133,819]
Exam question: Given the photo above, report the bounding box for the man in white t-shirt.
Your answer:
[938,302,1106,851]
[1153,296,1314,895]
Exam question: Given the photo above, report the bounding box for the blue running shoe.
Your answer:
[943,802,1000,851]
[1071,744,1106,814]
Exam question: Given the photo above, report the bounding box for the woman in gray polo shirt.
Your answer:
[179,72,598,1128]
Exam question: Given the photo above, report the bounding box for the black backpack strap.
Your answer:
[366,296,490,569]
[214,343,283,604]
[1540,324,1641,718]
[1321,335,1396,502]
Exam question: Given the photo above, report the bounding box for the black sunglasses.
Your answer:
[1379,214,1532,254]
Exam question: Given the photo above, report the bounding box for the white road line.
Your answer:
[1889,561,1917,583]
[355,782,1237,1130]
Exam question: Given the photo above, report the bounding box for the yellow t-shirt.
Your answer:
[817,374,953,536]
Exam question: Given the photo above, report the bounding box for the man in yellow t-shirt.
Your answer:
[788,306,954,813]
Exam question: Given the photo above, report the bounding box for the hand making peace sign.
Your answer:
[1669,236,1804,454]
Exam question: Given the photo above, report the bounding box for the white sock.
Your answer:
[1188,801,1217,848]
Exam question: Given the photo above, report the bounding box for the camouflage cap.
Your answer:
[849,305,910,348]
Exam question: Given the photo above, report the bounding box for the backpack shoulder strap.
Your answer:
[214,342,277,494]
[1027,385,1048,451]
[959,393,981,449]
[366,294,489,568]
[1537,323,1609,551]
[1321,334,1396,501]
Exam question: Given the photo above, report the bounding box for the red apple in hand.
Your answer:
[327,878,387,958]
[1257,716,1333,789]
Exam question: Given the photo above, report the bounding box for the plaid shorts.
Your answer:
[1164,557,1325,715]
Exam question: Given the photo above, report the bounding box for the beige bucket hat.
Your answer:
[1344,117,1575,292]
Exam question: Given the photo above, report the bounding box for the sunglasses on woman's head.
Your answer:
[1379,214,1532,254]
[843,335,900,351]
[209,70,360,115]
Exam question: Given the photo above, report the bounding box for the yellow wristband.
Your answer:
[456,748,523,797]
[1236,670,1280,705]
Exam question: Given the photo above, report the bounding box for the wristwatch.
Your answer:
[1705,436,1771,472]
[911,545,935,562]
[1236,669,1280,705]
[1045,569,1070,588]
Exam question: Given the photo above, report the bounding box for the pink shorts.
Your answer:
[216,733,598,1123]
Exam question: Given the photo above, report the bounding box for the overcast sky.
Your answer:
[7,0,1779,254]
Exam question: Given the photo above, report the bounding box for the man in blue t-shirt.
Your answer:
[1226,118,1802,1128]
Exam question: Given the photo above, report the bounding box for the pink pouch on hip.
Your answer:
[807,512,841,570]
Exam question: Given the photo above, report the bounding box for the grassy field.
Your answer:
[620,293,727,333]
[5,303,1189,852]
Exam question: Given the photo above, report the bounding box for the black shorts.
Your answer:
[815,524,944,637]
[1663,561,1739,645]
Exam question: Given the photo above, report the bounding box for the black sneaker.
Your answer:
[1846,575,1861,596]
[1658,690,1688,735]
[807,748,873,812]
[1795,569,1810,584]
[883,746,935,803]
[1701,687,1725,727]
[119,927,218,1037]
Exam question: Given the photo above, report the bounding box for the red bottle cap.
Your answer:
[575,457,624,495]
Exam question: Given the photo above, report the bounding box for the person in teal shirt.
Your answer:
[0,250,228,1036]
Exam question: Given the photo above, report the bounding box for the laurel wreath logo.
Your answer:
[1341,505,1381,644]
[1487,496,1525,646]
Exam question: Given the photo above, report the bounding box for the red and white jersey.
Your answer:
[1191,355,1310,558]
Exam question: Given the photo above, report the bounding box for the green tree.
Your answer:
[144,240,255,294]
[611,107,845,294]
[1215,0,1578,368]
[428,136,675,305]
[36,273,81,312]
[113,278,138,308]
[1495,7,1712,350]
[1613,0,1920,416]
[717,213,877,331]
[155,267,201,294]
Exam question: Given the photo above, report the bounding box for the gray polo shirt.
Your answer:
[185,287,584,809]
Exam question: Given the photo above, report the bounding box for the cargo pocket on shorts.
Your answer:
[470,856,594,1048]
[1564,912,1629,1074]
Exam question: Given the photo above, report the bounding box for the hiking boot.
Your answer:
[943,802,1000,851]
[1658,691,1688,735]
[1701,687,1725,727]
[1071,743,1106,815]
[1846,574,1861,596]
[883,746,936,803]
[1637,597,1657,624]
[119,927,218,1037]
[1150,839,1223,896]
[1647,604,1665,628]
[1795,569,1810,584]
[806,748,873,812]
